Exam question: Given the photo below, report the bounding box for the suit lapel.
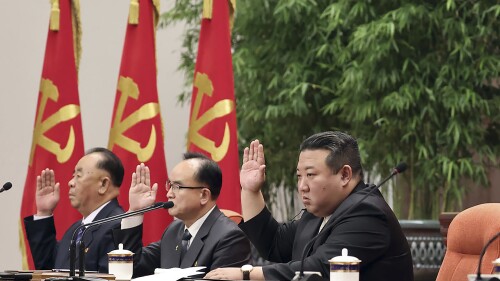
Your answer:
[61,220,83,267]
[180,207,222,268]
[310,181,368,251]
[321,181,367,231]
[82,199,119,256]
[173,226,184,267]
[294,214,322,260]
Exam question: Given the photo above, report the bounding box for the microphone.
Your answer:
[474,232,500,281]
[68,201,174,280]
[294,162,407,281]
[0,182,12,193]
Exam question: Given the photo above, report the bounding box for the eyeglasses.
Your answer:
[166,180,206,194]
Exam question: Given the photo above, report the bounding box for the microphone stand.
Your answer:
[55,201,173,281]
[475,232,500,281]
[293,163,407,281]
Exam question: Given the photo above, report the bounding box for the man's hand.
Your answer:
[35,168,60,216]
[205,267,264,280]
[240,139,266,192]
[205,267,243,280]
[128,163,158,211]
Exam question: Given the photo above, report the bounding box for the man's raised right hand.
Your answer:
[128,163,158,212]
[35,168,60,216]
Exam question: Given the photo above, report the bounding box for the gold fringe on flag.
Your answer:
[152,0,160,75]
[129,0,140,25]
[19,220,29,269]
[229,0,236,31]
[152,0,160,27]
[202,0,236,31]
[71,0,82,74]
[49,0,60,31]
[202,0,213,19]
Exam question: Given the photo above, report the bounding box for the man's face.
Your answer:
[68,153,107,215]
[166,159,207,222]
[296,149,347,217]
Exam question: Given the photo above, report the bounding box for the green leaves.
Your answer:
[161,0,500,219]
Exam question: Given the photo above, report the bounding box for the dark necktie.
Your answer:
[180,229,192,263]
[75,222,84,243]
[74,222,84,264]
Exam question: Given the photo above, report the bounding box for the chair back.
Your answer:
[220,209,243,224]
[436,203,500,281]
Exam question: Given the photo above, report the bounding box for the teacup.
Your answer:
[108,243,134,280]
[329,248,361,281]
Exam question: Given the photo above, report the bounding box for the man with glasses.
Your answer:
[113,152,251,278]
[24,147,125,273]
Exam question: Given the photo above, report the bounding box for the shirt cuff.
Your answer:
[33,214,53,221]
[121,215,143,229]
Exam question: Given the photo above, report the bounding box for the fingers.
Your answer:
[54,182,60,196]
[151,183,158,198]
[257,143,265,165]
[204,269,218,279]
[131,164,157,197]
[36,175,42,192]
[242,147,249,163]
[131,172,137,188]
[41,169,49,188]
[49,169,56,187]
[38,169,55,190]
[132,164,141,187]
[245,140,262,162]
[248,140,255,160]
[139,163,146,184]
[144,165,151,187]
[259,165,267,174]
[131,163,149,188]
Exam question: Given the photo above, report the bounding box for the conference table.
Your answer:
[0,270,114,281]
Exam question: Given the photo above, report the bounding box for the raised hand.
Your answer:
[128,163,158,211]
[35,168,60,216]
[240,139,266,192]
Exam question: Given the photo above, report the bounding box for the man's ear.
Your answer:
[199,188,211,205]
[340,165,353,186]
[98,177,110,194]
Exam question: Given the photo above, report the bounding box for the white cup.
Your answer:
[329,248,361,281]
[108,243,134,280]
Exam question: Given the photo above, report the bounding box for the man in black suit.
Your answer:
[24,147,125,273]
[113,152,251,278]
[206,131,414,281]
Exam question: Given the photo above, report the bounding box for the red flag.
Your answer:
[187,0,241,213]
[19,0,84,269]
[108,0,171,245]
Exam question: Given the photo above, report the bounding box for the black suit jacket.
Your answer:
[24,199,124,273]
[113,206,251,278]
[240,181,414,281]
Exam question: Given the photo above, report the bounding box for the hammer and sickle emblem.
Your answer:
[29,79,80,165]
[187,72,234,162]
[108,76,160,162]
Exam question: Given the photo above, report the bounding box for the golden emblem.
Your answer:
[187,72,234,162]
[29,78,80,165]
[108,76,160,162]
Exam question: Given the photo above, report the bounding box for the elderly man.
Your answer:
[113,152,251,278]
[24,147,125,273]
[206,131,414,281]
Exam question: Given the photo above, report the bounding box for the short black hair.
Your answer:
[300,131,364,178]
[86,147,124,187]
[183,152,222,200]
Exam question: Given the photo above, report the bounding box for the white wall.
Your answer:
[0,1,188,269]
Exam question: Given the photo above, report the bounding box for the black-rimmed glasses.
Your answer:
[166,180,206,194]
